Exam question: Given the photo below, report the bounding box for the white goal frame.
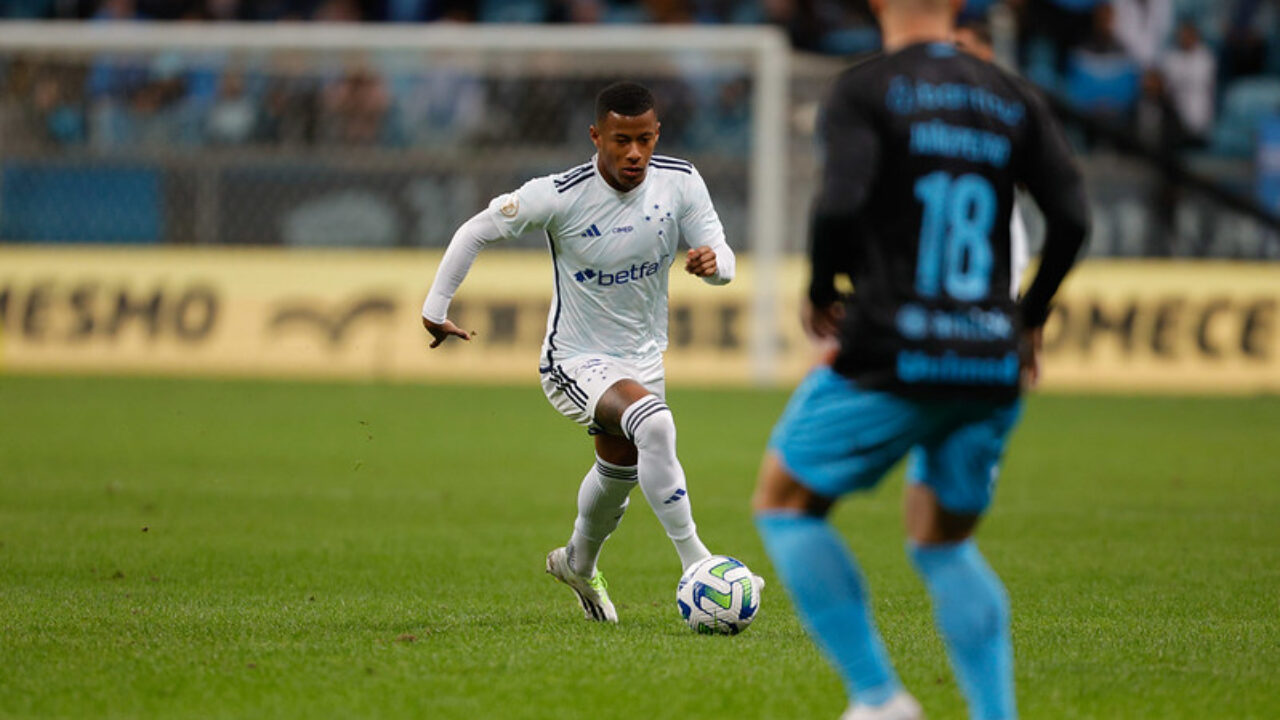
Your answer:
[0,22,790,384]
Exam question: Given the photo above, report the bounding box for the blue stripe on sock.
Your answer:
[754,511,901,705]
[908,540,1015,720]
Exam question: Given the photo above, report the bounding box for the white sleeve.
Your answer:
[485,176,559,240]
[421,211,505,323]
[422,176,560,323]
[678,167,735,286]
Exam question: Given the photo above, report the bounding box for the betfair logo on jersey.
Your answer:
[573,257,668,286]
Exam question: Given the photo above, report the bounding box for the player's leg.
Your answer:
[752,367,924,719]
[754,459,913,712]
[563,432,637,579]
[541,358,632,622]
[594,378,711,570]
[904,401,1023,720]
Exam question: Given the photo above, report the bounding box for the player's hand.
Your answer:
[802,299,845,340]
[684,246,718,277]
[1019,325,1043,389]
[422,317,474,348]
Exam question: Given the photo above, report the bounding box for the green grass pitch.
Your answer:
[1,375,1277,719]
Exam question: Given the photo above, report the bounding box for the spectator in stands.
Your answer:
[764,0,878,55]
[320,65,396,146]
[375,0,478,21]
[1015,0,1106,76]
[203,0,249,20]
[1160,18,1215,146]
[1081,3,1124,55]
[1112,0,1173,68]
[128,52,188,147]
[1064,3,1141,119]
[763,0,823,53]
[1,0,55,18]
[93,0,139,20]
[261,65,321,145]
[205,70,259,145]
[395,60,486,148]
[31,66,88,146]
[1134,68,1182,152]
[546,0,603,23]
[644,0,695,23]
[1132,67,1181,251]
[1221,0,1274,81]
[379,0,430,21]
[313,0,366,20]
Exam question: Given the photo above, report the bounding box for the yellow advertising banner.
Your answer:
[1,247,1276,394]
[0,246,810,385]
[1038,261,1278,393]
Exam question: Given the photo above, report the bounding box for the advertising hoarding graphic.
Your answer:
[1,248,1276,393]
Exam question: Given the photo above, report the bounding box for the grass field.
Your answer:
[1,375,1277,719]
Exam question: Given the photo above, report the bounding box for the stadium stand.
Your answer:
[0,0,1277,251]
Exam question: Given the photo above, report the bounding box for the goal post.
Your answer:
[0,22,792,384]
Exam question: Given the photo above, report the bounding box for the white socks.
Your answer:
[567,457,637,577]
[621,394,711,569]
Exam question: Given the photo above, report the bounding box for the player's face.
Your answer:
[590,110,660,192]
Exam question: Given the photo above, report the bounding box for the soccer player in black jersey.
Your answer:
[752,0,1089,719]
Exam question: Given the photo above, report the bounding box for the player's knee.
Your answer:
[753,453,833,515]
[623,394,675,449]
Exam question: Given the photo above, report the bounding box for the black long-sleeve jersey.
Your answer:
[811,42,1090,402]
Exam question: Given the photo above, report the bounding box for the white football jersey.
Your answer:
[484,155,732,367]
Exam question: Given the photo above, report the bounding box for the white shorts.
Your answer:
[540,353,666,432]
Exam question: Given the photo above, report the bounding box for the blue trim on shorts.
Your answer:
[554,365,589,409]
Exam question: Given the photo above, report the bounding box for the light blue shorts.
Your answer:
[769,366,1023,514]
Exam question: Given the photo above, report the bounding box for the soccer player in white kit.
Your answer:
[421,82,741,623]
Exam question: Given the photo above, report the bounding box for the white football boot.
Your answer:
[840,691,925,720]
[545,547,618,623]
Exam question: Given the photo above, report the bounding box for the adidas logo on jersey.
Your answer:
[579,223,635,238]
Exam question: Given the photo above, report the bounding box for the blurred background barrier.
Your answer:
[2,246,1276,393]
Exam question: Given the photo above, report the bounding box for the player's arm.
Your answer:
[1016,87,1091,383]
[422,178,557,348]
[807,73,879,338]
[421,211,506,347]
[678,167,735,285]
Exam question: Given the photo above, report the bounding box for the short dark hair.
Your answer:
[595,82,656,124]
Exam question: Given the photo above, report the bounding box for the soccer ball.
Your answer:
[676,555,760,635]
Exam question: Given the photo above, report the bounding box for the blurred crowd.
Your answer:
[0,0,1278,159]
[1017,0,1280,156]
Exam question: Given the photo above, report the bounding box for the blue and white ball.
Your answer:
[676,555,760,635]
